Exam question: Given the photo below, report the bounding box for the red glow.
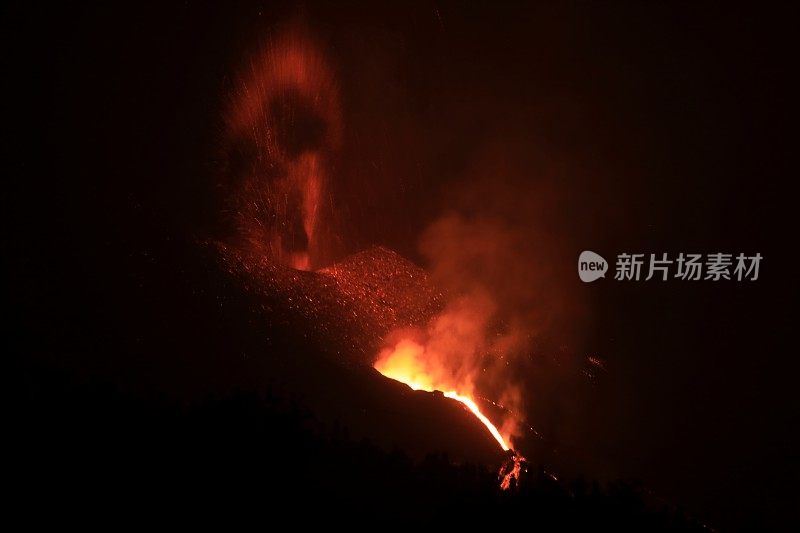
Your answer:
[224,28,341,270]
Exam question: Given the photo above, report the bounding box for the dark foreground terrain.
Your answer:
[12,365,708,530]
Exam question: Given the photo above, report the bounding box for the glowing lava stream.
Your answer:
[373,339,511,451]
[442,391,508,450]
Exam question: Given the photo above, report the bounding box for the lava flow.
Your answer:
[374,337,525,489]
[375,339,509,450]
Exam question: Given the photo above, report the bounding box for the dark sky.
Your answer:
[4,1,797,529]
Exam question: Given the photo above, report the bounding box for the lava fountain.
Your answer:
[222,26,342,271]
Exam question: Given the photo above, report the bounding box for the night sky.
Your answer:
[5,2,797,529]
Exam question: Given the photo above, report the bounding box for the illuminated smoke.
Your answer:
[374,185,583,463]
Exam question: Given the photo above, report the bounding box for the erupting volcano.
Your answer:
[220,24,530,491]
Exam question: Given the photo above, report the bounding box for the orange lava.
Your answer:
[374,338,510,451]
